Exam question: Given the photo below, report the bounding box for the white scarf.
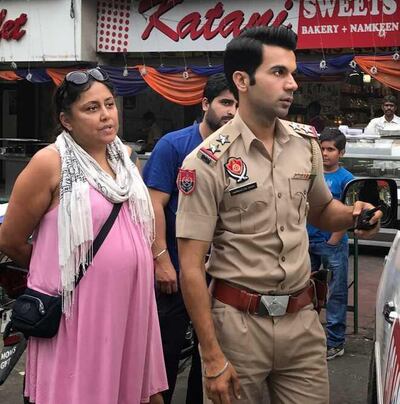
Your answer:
[55,131,154,314]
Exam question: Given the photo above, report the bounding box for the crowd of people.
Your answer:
[0,26,384,404]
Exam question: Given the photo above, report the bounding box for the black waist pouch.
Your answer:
[8,202,122,340]
[11,288,62,338]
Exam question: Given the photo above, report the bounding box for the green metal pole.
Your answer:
[353,234,359,334]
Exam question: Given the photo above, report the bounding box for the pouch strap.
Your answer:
[75,203,122,285]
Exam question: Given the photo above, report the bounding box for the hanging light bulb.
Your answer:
[393,52,400,61]
[182,69,189,80]
[123,65,128,77]
[363,74,372,83]
[11,61,17,69]
[319,59,327,70]
[349,60,357,69]
[26,72,33,81]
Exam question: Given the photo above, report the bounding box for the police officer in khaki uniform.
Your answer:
[176,27,381,404]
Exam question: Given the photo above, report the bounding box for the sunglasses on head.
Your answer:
[65,67,109,85]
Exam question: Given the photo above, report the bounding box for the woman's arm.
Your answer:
[0,147,60,268]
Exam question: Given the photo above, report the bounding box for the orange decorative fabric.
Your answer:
[137,65,208,106]
[354,55,400,91]
[46,68,77,86]
[0,71,22,81]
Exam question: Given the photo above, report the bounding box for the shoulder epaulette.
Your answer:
[197,121,241,166]
[280,120,318,138]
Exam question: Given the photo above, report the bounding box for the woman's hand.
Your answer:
[149,393,164,404]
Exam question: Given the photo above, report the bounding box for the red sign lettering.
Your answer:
[140,0,294,42]
[0,9,28,42]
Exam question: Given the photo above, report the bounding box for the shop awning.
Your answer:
[0,54,398,105]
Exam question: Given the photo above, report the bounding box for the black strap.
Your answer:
[75,203,122,285]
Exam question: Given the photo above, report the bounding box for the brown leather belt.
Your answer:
[211,280,315,317]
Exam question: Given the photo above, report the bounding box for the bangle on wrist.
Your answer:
[153,248,167,260]
[203,360,229,379]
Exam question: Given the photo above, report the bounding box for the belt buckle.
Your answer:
[258,295,289,317]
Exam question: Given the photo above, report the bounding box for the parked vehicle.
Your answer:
[342,178,400,404]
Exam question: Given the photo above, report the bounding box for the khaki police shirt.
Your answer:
[176,113,333,294]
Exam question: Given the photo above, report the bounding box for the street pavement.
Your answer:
[0,248,386,403]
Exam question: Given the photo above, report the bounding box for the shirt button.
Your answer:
[281,256,286,262]
[278,192,282,198]
[280,226,285,232]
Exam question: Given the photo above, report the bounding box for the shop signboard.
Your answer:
[0,0,97,62]
[97,0,400,52]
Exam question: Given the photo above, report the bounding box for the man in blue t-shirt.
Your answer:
[307,129,354,361]
[143,73,237,404]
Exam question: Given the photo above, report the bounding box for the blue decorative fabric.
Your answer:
[16,69,52,83]
[156,65,223,75]
[101,66,148,96]
[297,54,355,77]
[190,65,224,75]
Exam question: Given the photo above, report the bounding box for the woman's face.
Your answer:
[60,81,119,149]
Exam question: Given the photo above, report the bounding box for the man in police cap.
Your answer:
[176,26,381,404]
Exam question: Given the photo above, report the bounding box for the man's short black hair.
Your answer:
[319,128,347,151]
[224,26,298,99]
[382,95,397,105]
[203,73,231,104]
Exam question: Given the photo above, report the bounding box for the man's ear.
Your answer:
[201,97,209,113]
[59,112,72,132]
[339,149,345,157]
[232,71,249,95]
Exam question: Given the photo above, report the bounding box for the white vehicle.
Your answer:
[342,178,400,404]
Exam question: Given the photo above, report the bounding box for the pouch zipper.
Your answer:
[22,295,46,315]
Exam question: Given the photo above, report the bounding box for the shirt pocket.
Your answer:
[222,188,272,234]
[289,178,310,224]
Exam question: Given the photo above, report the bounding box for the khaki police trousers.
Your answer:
[203,298,329,404]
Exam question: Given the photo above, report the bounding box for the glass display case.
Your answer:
[340,137,400,247]
[341,137,400,178]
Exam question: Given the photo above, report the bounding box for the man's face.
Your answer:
[382,101,397,121]
[203,89,237,132]
[245,45,298,120]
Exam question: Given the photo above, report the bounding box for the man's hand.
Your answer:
[204,359,241,404]
[352,201,382,238]
[155,259,178,294]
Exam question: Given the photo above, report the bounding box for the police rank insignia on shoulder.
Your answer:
[197,130,237,166]
[198,147,218,166]
[224,157,249,183]
[287,121,318,138]
[216,134,230,145]
[177,168,196,195]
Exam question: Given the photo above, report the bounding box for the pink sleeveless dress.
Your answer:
[24,188,168,404]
